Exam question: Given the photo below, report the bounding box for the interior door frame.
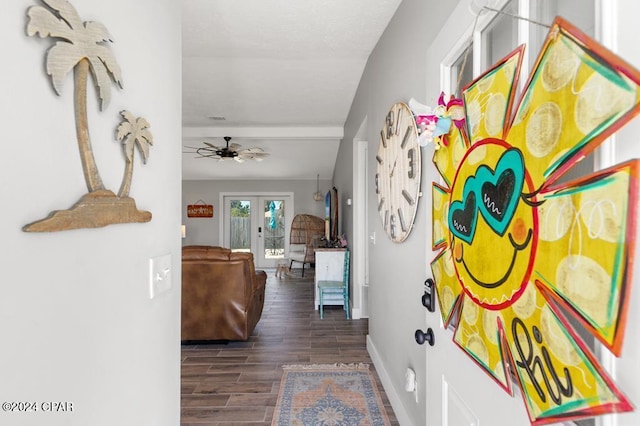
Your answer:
[219,192,294,268]
[352,119,369,319]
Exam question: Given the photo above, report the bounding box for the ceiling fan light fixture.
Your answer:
[185,136,269,162]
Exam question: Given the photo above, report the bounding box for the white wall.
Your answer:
[182,179,330,246]
[336,0,459,424]
[0,1,181,425]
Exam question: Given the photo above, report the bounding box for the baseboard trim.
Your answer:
[367,335,412,425]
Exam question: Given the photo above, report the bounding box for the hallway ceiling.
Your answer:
[181,0,403,180]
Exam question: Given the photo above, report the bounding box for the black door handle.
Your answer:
[415,328,435,346]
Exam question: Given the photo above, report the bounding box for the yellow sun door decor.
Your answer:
[430,17,640,425]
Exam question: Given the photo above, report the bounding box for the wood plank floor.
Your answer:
[181,268,399,425]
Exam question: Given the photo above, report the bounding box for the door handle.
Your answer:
[415,328,435,346]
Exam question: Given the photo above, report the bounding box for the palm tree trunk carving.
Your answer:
[118,160,134,198]
[74,58,105,192]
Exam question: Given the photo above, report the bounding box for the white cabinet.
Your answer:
[314,249,347,310]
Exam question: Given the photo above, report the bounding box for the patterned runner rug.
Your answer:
[272,363,390,426]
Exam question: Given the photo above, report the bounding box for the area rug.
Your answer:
[272,363,390,426]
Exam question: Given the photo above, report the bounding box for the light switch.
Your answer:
[150,254,172,299]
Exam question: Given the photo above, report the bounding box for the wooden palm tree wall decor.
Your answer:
[23,0,153,232]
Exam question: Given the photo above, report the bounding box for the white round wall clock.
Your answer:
[375,102,422,243]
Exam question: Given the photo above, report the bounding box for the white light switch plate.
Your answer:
[149,254,172,299]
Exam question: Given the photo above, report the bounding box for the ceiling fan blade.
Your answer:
[203,141,221,149]
[238,148,267,154]
[229,143,242,151]
[198,153,221,158]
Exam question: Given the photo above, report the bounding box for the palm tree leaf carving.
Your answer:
[26,6,74,40]
[46,42,81,94]
[40,0,83,28]
[84,21,113,42]
[27,0,122,109]
[137,129,153,163]
[87,54,122,109]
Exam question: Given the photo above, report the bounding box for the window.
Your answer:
[444,0,597,93]
[483,1,518,69]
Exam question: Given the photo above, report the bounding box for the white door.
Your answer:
[423,1,640,425]
[222,194,293,268]
[425,4,530,422]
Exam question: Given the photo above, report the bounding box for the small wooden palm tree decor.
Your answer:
[23,0,152,232]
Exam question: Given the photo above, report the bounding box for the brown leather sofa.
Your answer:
[181,245,267,341]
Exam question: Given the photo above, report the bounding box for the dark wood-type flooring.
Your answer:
[181,268,399,425]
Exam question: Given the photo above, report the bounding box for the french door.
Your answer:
[221,193,293,268]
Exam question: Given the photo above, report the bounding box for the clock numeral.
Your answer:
[395,108,402,135]
[401,125,411,149]
[407,148,415,179]
[402,189,415,206]
[384,210,389,231]
[380,130,387,148]
[390,214,397,239]
[378,197,385,212]
[376,155,384,165]
[386,111,394,140]
[375,173,380,194]
[398,208,407,233]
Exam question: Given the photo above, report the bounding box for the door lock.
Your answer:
[422,278,436,312]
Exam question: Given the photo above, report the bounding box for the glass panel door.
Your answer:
[223,193,293,268]
[224,197,257,253]
[261,198,286,266]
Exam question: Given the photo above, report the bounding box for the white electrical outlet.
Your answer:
[405,368,418,403]
[405,368,416,392]
[149,254,172,299]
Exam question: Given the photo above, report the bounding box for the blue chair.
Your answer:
[318,250,350,319]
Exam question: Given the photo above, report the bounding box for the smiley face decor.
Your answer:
[430,17,640,424]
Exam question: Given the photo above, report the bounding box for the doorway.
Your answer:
[221,193,294,268]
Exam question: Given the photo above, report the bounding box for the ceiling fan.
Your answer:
[184,136,270,163]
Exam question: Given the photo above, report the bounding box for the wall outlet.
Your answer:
[149,254,172,299]
[405,367,418,403]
